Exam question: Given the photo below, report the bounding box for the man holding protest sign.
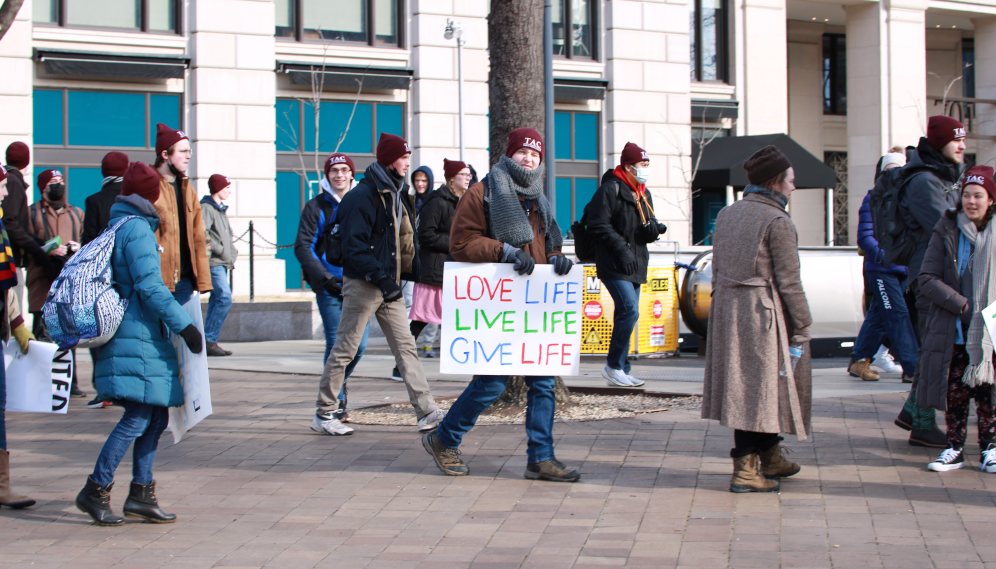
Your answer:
[422,128,582,483]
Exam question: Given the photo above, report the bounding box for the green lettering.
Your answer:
[564,311,577,334]
[502,311,516,332]
[481,310,502,329]
[524,311,538,333]
[455,309,470,331]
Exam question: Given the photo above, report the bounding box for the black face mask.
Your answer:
[46,183,65,200]
[168,163,185,178]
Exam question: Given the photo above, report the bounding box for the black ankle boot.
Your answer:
[910,424,948,448]
[123,480,176,523]
[76,477,124,526]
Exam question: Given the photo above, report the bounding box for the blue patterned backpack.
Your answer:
[42,215,141,350]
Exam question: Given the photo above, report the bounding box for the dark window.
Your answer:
[825,151,848,245]
[689,0,727,82]
[33,0,179,33]
[963,38,975,98]
[823,34,846,115]
[554,111,599,236]
[275,0,403,48]
[552,0,597,60]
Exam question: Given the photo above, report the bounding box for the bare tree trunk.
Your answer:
[0,0,24,42]
[485,377,573,412]
[488,0,545,168]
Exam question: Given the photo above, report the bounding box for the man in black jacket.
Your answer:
[896,115,967,448]
[81,152,128,245]
[1,143,50,300]
[312,134,443,437]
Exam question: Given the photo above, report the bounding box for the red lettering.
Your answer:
[500,279,513,302]
[561,344,572,366]
[454,275,466,299]
[484,277,501,300]
[467,276,484,300]
[521,343,535,364]
[545,343,560,366]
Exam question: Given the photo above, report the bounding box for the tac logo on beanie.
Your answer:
[620,142,649,165]
[504,127,545,163]
[37,169,62,189]
[155,123,190,157]
[208,174,231,195]
[962,165,996,201]
[927,115,966,151]
[376,133,412,166]
[324,153,356,179]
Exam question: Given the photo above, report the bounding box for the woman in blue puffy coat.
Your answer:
[75,162,203,526]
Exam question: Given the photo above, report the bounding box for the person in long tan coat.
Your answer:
[702,145,813,493]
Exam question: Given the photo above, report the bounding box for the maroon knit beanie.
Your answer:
[101,151,129,177]
[376,133,412,166]
[208,174,231,195]
[504,128,544,163]
[962,165,996,201]
[37,169,62,190]
[5,142,29,170]
[155,123,189,157]
[927,115,966,151]
[121,162,161,204]
[324,153,355,179]
[620,142,649,166]
[743,145,792,186]
[0,165,9,184]
[443,158,468,181]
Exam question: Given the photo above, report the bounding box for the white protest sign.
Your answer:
[440,262,584,376]
[168,293,213,444]
[983,301,996,349]
[4,340,72,413]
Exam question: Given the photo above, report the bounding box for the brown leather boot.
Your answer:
[0,450,36,509]
[758,442,801,480]
[730,454,780,493]
[848,358,880,381]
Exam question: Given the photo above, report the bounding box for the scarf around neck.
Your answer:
[0,208,16,291]
[743,184,788,209]
[487,156,562,254]
[956,210,996,387]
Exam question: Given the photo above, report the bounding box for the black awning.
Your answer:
[277,62,413,90]
[691,133,839,189]
[554,77,608,100]
[35,49,189,79]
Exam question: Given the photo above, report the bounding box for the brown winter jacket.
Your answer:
[701,193,813,439]
[916,212,970,412]
[155,174,212,293]
[26,200,83,312]
[450,180,563,265]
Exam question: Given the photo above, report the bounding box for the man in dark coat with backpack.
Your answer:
[82,152,128,245]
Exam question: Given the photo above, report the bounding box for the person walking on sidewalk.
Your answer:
[312,134,444,436]
[702,145,811,493]
[75,162,203,526]
[849,151,918,382]
[295,153,369,423]
[201,174,236,357]
[587,142,667,388]
[2,142,53,317]
[422,128,581,482]
[915,166,996,473]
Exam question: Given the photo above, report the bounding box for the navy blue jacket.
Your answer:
[858,190,907,276]
[899,137,962,279]
[294,189,343,292]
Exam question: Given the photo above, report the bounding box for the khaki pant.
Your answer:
[316,277,437,419]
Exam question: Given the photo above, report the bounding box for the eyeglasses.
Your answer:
[175,149,192,156]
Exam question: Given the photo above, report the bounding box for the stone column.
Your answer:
[189,0,281,295]
[973,16,996,167]
[0,2,34,166]
[787,20,826,245]
[741,0,788,135]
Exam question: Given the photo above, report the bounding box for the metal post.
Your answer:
[544,0,556,208]
[457,35,465,161]
[725,185,734,206]
[825,188,835,246]
[248,220,255,302]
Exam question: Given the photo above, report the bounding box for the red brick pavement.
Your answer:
[1,366,994,568]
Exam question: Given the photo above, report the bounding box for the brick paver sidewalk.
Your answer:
[2,367,994,568]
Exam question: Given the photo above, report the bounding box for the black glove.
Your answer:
[179,324,203,354]
[323,276,343,296]
[512,249,536,276]
[617,251,637,275]
[44,255,65,281]
[549,255,573,276]
[376,277,403,302]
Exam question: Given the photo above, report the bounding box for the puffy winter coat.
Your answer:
[417,183,459,285]
[294,190,343,292]
[92,195,193,408]
[587,168,658,284]
[857,191,907,276]
[81,179,122,245]
[899,138,962,279]
[200,196,235,270]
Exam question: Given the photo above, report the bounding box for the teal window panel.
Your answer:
[554,112,571,160]
[150,94,181,149]
[573,113,598,160]
[276,171,303,290]
[355,173,365,182]
[376,104,403,137]
[33,90,64,146]
[555,178,572,236]
[304,101,373,154]
[67,167,105,206]
[68,91,145,147]
[574,178,597,222]
[275,100,300,151]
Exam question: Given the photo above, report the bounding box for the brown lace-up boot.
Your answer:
[758,441,801,480]
[730,454,780,493]
[0,450,35,509]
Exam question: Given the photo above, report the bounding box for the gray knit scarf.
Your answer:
[743,184,788,209]
[957,211,996,387]
[487,156,563,254]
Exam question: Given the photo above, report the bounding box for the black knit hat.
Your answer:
[743,145,792,186]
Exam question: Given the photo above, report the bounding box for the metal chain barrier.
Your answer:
[239,221,297,302]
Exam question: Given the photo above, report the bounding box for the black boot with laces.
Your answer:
[525,459,581,482]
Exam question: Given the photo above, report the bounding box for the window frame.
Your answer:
[554,110,600,233]
[822,33,846,116]
[689,0,728,83]
[553,0,599,61]
[277,0,405,49]
[33,0,182,35]
[274,97,406,158]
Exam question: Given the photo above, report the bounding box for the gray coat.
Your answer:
[701,193,814,439]
[200,196,235,270]
[917,212,969,411]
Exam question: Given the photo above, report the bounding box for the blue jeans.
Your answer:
[0,343,6,450]
[436,375,556,464]
[173,276,194,306]
[853,272,918,376]
[204,266,233,343]
[602,279,641,373]
[315,292,369,402]
[91,401,169,487]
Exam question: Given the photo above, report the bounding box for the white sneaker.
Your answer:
[624,373,645,387]
[872,347,903,373]
[418,408,447,432]
[980,443,996,473]
[311,413,354,436]
[927,446,964,472]
[602,366,629,387]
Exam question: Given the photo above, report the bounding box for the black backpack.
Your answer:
[869,166,924,267]
[571,212,595,263]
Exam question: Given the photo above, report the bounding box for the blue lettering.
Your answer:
[552,282,564,304]
[525,280,540,304]
[500,343,512,365]
[565,281,578,304]
[476,341,503,363]
[450,338,469,364]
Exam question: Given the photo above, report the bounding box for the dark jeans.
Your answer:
[315,291,368,402]
[91,401,169,487]
[852,272,918,376]
[602,279,641,373]
[436,375,556,464]
[945,345,996,448]
[204,266,233,343]
[173,276,194,306]
[0,345,6,450]
[731,430,780,458]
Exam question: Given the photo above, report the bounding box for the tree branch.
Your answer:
[0,0,24,42]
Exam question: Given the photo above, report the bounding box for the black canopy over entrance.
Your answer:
[691,133,838,189]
